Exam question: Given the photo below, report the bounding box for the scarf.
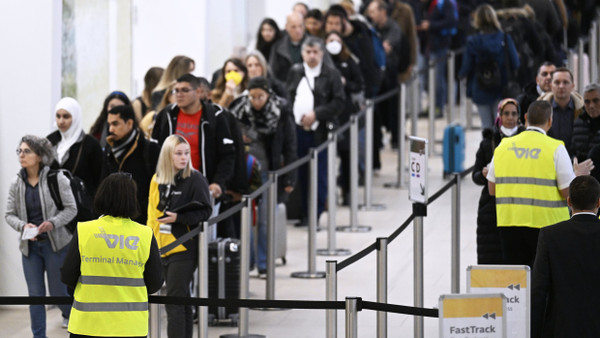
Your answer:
[234,94,281,136]
[54,97,83,164]
[110,128,138,160]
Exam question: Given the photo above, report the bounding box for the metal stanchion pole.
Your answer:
[198,221,208,338]
[360,100,386,211]
[411,75,419,137]
[447,50,456,124]
[292,149,326,279]
[318,133,351,256]
[591,22,598,83]
[428,60,436,157]
[149,289,160,338]
[345,297,360,338]
[413,203,426,338]
[451,174,461,294]
[326,261,338,338]
[222,198,264,338]
[337,115,372,233]
[377,238,388,338]
[385,84,407,189]
[459,78,467,127]
[568,49,576,73]
[266,172,278,300]
[578,38,585,91]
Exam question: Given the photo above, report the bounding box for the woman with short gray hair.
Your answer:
[5,134,77,337]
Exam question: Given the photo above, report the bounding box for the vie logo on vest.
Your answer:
[508,142,541,159]
[95,228,140,250]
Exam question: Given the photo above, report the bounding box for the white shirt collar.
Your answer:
[572,212,598,217]
[526,126,547,135]
[303,61,322,77]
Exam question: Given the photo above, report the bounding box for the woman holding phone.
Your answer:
[147,135,212,338]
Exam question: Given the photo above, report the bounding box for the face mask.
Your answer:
[326,40,342,55]
[500,125,519,136]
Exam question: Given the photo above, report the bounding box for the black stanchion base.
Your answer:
[316,248,352,256]
[359,203,386,211]
[220,334,265,338]
[336,225,372,233]
[290,271,326,279]
[383,181,405,189]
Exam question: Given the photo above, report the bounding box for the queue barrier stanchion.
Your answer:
[265,171,278,302]
[337,114,372,233]
[360,99,386,211]
[376,238,388,338]
[326,261,338,338]
[411,73,419,137]
[578,38,586,92]
[413,203,426,338]
[149,289,160,338]
[427,59,436,157]
[318,131,351,256]
[345,297,360,338]
[198,220,209,338]
[291,148,326,279]
[459,78,468,128]
[384,83,407,189]
[591,21,598,83]
[221,197,265,338]
[447,50,456,124]
[451,173,461,294]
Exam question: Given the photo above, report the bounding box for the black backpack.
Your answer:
[475,57,502,91]
[47,169,95,233]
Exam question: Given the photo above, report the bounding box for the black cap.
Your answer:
[247,76,270,92]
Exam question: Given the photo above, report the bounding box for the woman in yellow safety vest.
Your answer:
[147,134,212,338]
[61,172,163,337]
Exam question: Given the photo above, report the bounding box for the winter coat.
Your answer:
[458,31,520,105]
[5,166,77,256]
[570,109,600,161]
[472,126,524,264]
[516,82,540,124]
[47,131,103,196]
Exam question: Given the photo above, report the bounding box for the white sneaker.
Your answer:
[62,317,69,329]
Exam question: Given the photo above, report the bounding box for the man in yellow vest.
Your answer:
[487,100,593,267]
[61,173,162,337]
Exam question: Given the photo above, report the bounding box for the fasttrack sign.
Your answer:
[409,136,428,204]
[467,265,530,338]
[439,293,506,338]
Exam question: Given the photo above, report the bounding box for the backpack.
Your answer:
[475,58,502,91]
[47,169,95,233]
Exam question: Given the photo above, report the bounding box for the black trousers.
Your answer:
[498,226,540,268]
[163,258,196,338]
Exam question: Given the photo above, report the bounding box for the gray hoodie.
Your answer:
[5,166,77,256]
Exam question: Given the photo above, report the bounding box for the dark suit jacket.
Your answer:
[531,213,600,338]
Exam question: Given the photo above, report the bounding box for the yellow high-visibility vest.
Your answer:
[147,175,189,257]
[68,216,153,337]
[494,130,569,228]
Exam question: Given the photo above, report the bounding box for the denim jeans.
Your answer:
[296,126,328,218]
[432,48,448,112]
[22,240,71,338]
[476,101,500,131]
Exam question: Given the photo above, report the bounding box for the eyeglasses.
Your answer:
[172,87,195,94]
[16,148,33,156]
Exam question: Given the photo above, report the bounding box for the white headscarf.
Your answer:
[54,97,83,164]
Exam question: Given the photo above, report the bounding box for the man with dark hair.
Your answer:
[517,62,556,124]
[286,36,345,225]
[101,105,160,224]
[487,100,592,267]
[152,73,235,203]
[539,67,584,154]
[570,83,600,161]
[531,175,600,337]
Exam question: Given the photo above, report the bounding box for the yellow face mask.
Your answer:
[225,70,243,86]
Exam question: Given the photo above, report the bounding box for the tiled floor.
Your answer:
[2,116,484,337]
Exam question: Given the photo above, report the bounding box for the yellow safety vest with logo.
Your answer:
[494,130,570,228]
[148,174,188,257]
[68,216,153,337]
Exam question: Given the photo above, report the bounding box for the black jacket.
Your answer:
[343,19,381,97]
[269,33,300,83]
[47,131,103,196]
[286,63,346,144]
[570,110,600,161]
[152,101,236,194]
[472,126,524,264]
[517,82,540,125]
[101,130,160,224]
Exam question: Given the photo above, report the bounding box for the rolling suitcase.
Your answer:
[276,203,287,265]
[208,238,240,326]
[442,123,465,177]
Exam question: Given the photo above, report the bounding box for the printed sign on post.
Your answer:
[409,136,428,204]
[467,265,530,338]
[439,293,507,338]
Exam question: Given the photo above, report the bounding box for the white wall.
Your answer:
[0,1,62,297]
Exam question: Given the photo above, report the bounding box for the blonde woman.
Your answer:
[147,134,212,338]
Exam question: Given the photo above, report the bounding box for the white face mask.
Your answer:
[326,40,342,55]
[500,125,519,136]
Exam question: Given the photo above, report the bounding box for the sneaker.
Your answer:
[258,269,267,279]
[62,317,69,329]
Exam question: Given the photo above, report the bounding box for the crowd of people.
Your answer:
[4,0,599,337]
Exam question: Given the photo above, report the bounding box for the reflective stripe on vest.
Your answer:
[68,216,153,337]
[494,131,570,228]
